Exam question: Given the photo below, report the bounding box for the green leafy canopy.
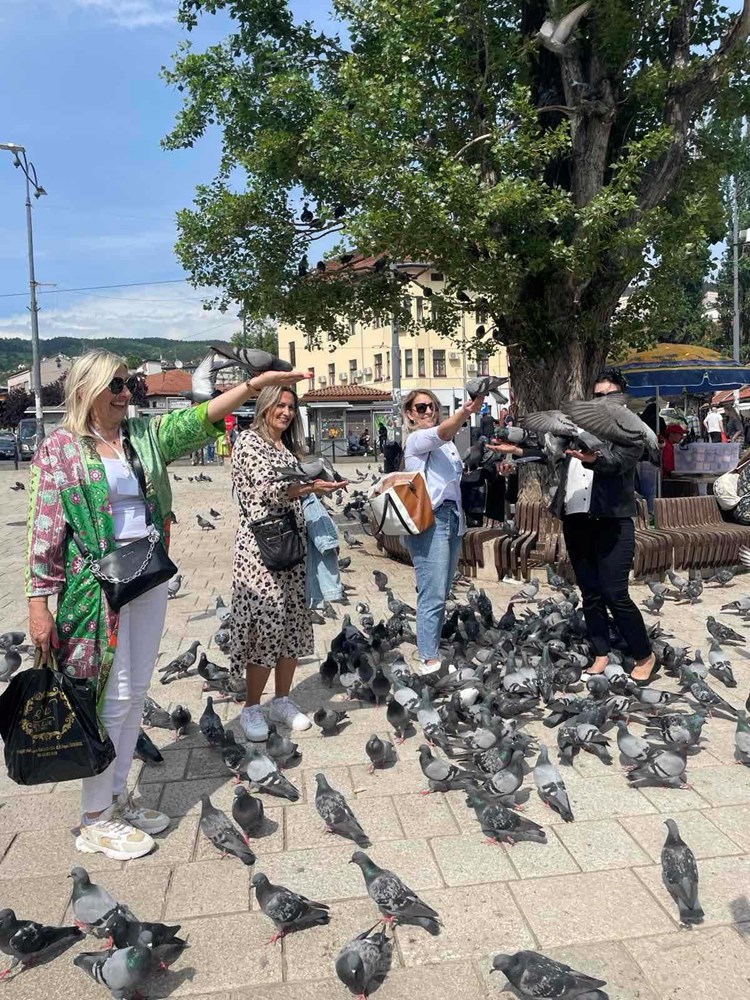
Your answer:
[163,0,750,404]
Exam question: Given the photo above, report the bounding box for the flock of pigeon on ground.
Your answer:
[3,536,750,998]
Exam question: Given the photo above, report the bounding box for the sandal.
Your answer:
[631,654,657,685]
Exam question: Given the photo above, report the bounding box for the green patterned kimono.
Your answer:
[25,403,224,704]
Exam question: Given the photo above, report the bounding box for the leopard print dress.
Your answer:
[229,430,313,674]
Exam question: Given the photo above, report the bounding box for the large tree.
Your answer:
[163,0,750,411]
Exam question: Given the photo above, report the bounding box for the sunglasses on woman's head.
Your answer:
[108,376,139,395]
[414,402,435,414]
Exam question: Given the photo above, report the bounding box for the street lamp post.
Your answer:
[0,143,47,444]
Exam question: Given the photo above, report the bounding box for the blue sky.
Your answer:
[0,0,336,347]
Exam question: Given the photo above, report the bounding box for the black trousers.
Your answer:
[562,514,651,660]
[709,432,722,442]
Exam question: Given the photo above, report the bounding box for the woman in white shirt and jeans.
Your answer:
[402,389,485,674]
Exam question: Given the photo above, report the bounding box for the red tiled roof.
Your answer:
[299,384,391,403]
[144,370,192,396]
[713,387,750,404]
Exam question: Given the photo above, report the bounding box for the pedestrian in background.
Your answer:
[704,405,724,442]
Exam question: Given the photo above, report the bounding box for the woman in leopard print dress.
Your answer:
[230,383,341,741]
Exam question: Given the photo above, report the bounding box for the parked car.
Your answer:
[0,433,17,460]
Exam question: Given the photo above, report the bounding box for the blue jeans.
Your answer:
[404,503,462,660]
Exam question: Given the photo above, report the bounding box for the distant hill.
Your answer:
[0,336,232,382]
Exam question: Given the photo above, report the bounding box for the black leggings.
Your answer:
[562,515,651,660]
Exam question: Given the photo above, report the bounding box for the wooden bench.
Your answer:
[653,496,750,571]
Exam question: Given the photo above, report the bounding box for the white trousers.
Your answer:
[81,582,169,815]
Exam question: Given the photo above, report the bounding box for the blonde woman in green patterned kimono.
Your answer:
[25,349,310,861]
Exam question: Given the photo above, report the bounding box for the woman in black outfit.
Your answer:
[551,368,655,682]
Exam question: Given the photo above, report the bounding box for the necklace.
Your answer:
[91,426,131,474]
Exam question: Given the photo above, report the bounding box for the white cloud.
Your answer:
[70,0,176,29]
[0,283,239,343]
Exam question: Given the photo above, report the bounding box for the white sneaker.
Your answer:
[418,658,442,676]
[115,791,170,835]
[269,696,312,732]
[75,803,155,861]
[240,704,269,742]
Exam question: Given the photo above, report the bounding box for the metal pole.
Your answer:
[733,173,741,362]
[461,308,467,405]
[24,166,44,443]
[391,312,401,443]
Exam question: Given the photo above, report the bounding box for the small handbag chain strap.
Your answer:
[89,528,161,584]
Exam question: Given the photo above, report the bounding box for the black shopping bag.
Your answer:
[0,653,115,786]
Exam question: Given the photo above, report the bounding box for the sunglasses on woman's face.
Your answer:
[414,402,435,414]
[108,376,139,395]
[592,390,621,399]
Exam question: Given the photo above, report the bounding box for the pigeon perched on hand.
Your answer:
[251,873,330,944]
[210,343,293,375]
[491,949,607,998]
[350,851,441,934]
[466,375,508,402]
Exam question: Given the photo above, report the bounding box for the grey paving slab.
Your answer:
[430,832,517,886]
[555,819,652,871]
[139,747,191,783]
[139,815,201,868]
[0,872,74,925]
[0,789,83,833]
[634,854,750,928]
[393,791,461,838]
[300,765,357,800]
[706,802,750,851]
[625,926,750,1000]
[185,746,232,779]
[284,796,403,850]
[165,858,253,919]
[280,898,385,981]
[0,826,123,880]
[618,810,745,861]
[688,763,750,806]
[394,883,536,965]
[160,775,269,816]
[503,828,582,879]
[637,784,712,813]
[0,936,105,998]
[349,760,426,797]
[510,869,676,947]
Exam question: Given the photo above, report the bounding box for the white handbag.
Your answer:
[367,470,434,536]
[713,471,740,510]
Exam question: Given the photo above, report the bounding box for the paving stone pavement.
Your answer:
[2,459,750,999]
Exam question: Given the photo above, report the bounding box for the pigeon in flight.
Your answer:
[210,343,293,375]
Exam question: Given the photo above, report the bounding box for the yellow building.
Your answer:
[277,266,509,454]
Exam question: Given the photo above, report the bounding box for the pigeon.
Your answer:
[199,793,256,865]
[661,818,703,925]
[372,570,389,591]
[721,594,750,614]
[166,573,182,599]
[386,697,410,743]
[196,514,216,531]
[314,772,370,846]
[365,734,395,772]
[533,744,574,821]
[626,748,688,787]
[339,556,352,570]
[708,568,735,587]
[215,596,233,625]
[334,923,392,999]
[417,744,473,793]
[180,351,234,403]
[343,530,363,549]
[251,873,330,943]
[210,343,293,375]
[266,722,301,767]
[141,695,172,730]
[485,748,526,800]
[74,931,153,997]
[645,712,706,748]
[0,909,83,976]
[734,710,750,765]
[158,640,201,683]
[647,580,670,599]
[615,721,653,770]
[232,785,265,836]
[491,949,607,998]
[0,647,22,683]
[319,653,339,688]
[173,473,182,481]
[706,616,745,645]
[245,746,300,800]
[350,851,441,934]
[169,704,192,740]
[134,728,164,764]
[209,507,221,518]
[199,696,225,745]
[197,652,231,693]
[510,579,539,603]
[69,868,133,935]
[563,394,660,463]
[546,564,567,592]
[221,730,248,780]
[642,594,665,616]
[707,639,736,688]
[466,375,508,402]
[0,631,25,650]
[465,788,546,845]
[385,588,416,617]
[313,706,348,736]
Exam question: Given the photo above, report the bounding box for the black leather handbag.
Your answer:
[248,508,305,571]
[74,430,177,612]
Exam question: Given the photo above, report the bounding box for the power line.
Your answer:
[0,278,190,299]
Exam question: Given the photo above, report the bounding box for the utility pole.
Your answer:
[733,172,741,362]
[390,312,401,443]
[0,143,46,443]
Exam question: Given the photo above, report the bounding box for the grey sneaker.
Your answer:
[115,791,170,835]
[240,704,269,742]
[268,696,312,732]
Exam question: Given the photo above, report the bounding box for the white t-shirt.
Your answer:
[102,457,149,541]
[564,457,594,514]
[704,411,724,434]
[404,426,466,533]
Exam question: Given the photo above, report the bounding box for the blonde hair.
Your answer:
[61,350,127,436]
[402,388,442,435]
[252,384,306,457]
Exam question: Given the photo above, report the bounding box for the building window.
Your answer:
[349,359,358,379]
[386,351,390,378]
[405,349,413,378]
[374,353,383,380]
[433,350,446,377]
[477,353,490,376]
[415,297,423,324]
[475,306,488,325]
[328,363,335,384]
[430,272,444,281]
[373,313,383,328]
[308,367,314,386]
[288,342,296,367]
[418,348,426,377]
